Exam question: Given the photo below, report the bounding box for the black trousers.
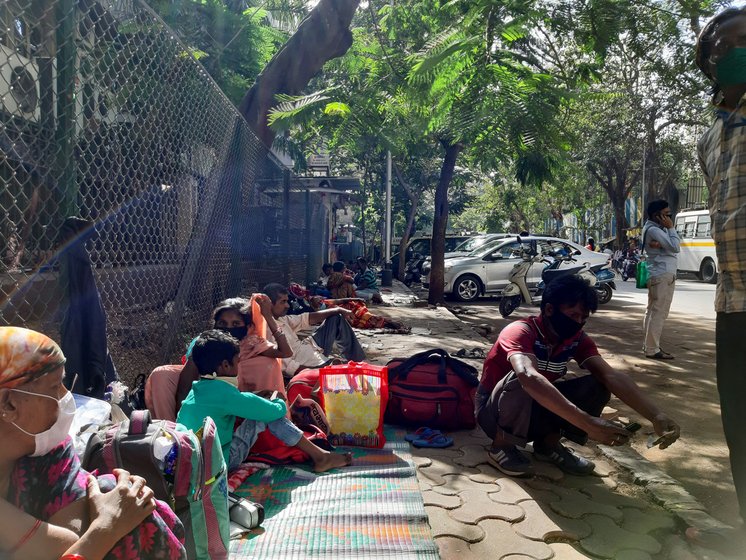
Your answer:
[717,311,746,520]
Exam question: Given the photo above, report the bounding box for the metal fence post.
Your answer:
[282,168,291,285]
[55,0,77,216]
[305,189,312,287]
[226,128,245,297]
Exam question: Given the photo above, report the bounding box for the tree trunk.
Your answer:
[238,0,361,146]
[613,201,627,251]
[428,142,463,305]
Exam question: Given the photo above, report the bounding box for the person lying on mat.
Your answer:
[308,296,409,331]
[175,295,294,412]
[0,327,186,560]
[176,329,351,472]
[476,275,680,477]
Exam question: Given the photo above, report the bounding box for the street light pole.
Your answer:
[385,150,392,264]
[382,150,393,286]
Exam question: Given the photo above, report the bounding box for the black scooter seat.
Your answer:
[542,265,586,283]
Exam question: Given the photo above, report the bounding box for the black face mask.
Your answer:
[217,326,248,341]
[549,311,585,341]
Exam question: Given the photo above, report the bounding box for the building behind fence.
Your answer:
[0,0,356,389]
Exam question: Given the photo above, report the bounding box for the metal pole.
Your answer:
[641,145,646,223]
[282,168,291,285]
[385,150,392,264]
[380,151,393,286]
[56,0,77,216]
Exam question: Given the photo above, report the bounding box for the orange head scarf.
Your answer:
[0,327,66,389]
[248,294,267,338]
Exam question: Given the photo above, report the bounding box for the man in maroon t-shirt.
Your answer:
[477,275,680,477]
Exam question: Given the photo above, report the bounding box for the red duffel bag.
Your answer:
[287,368,321,403]
[386,349,479,430]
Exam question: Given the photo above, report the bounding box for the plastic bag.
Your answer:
[636,260,649,289]
[70,394,112,456]
[319,362,388,448]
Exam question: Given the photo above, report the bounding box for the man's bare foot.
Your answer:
[312,451,352,472]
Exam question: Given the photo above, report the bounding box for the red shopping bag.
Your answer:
[319,362,388,448]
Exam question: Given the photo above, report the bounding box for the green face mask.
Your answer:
[715,47,746,86]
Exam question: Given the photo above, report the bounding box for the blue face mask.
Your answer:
[715,47,746,86]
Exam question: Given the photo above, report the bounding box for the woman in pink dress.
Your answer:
[175,295,293,410]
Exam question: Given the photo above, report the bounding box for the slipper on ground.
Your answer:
[405,427,441,442]
[412,433,454,448]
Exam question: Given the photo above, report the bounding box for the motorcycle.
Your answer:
[499,240,600,318]
[620,254,639,282]
[589,262,616,304]
[403,253,425,286]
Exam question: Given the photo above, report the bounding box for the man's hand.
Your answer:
[648,240,662,249]
[255,293,273,316]
[661,215,674,229]
[651,413,680,449]
[583,416,632,446]
[336,307,353,318]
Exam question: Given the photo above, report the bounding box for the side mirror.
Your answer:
[487,253,503,261]
[573,250,582,255]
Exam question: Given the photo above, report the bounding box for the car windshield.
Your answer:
[453,236,490,252]
[470,237,517,257]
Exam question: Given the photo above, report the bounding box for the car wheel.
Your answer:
[453,275,482,302]
[699,258,717,284]
[596,283,613,305]
[499,295,521,318]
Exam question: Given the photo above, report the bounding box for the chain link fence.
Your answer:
[0,0,329,392]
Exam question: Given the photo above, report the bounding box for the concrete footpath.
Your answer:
[355,281,735,560]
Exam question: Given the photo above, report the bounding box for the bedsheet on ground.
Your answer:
[228,427,439,559]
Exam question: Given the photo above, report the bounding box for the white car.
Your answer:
[423,235,611,302]
[421,233,514,274]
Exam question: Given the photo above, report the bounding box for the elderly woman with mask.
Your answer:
[0,327,186,560]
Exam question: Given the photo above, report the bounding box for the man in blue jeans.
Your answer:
[641,199,681,360]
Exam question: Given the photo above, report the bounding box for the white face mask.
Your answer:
[10,389,76,457]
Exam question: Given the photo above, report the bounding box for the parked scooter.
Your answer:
[499,239,599,318]
[403,253,425,286]
[589,262,616,304]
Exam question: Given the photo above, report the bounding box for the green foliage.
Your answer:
[147,0,289,105]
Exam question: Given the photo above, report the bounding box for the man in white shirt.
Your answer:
[263,283,366,377]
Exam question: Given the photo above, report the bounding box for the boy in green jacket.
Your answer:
[177,329,351,471]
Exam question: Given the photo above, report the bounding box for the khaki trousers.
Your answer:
[643,272,676,355]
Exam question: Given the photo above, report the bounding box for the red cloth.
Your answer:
[480,315,599,395]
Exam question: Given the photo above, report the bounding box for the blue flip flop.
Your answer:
[412,433,454,448]
[405,427,440,442]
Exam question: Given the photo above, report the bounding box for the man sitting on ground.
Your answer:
[263,283,366,377]
[477,275,680,477]
[354,257,383,303]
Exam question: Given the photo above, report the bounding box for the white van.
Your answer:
[674,209,718,283]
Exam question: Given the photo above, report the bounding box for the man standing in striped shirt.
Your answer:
[695,8,746,546]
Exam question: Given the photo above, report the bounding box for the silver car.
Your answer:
[422,235,611,302]
[421,233,514,274]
